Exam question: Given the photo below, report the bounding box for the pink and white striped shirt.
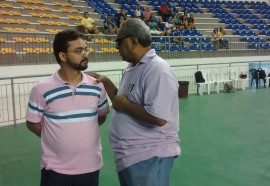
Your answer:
[26,72,110,175]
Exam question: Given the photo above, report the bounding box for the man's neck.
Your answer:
[58,69,82,86]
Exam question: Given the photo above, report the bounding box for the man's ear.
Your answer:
[59,52,66,62]
[131,36,139,49]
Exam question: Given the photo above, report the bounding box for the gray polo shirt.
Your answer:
[109,49,181,171]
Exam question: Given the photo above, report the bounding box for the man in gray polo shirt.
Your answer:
[92,18,180,186]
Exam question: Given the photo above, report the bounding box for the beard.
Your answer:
[66,58,88,71]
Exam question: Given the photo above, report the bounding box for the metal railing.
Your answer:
[1,31,270,65]
[0,60,269,127]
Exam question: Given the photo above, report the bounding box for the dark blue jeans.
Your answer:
[40,169,99,186]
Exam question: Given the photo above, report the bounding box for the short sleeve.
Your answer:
[143,63,178,121]
[25,86,46,123]
[97,83,110,116]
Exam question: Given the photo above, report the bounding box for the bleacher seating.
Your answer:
[0,0,270,65]
[0,0,269,37]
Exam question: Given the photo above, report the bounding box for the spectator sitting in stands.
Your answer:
[116,15,126,34]
[172,13,181,27]
[142,6,152,22]
[163,17,174,36]
[172,25,183,43]
[134,5,143,19]
[218,27,229,49]
[188,14,196,31]
[159,2,170,22]
[147,16,163,36]
[104,14,117,35]
[212,28,221,49]
[167,5,175,18]
[179,16,188,30]
[182,9,190,20]
[116,8,127,23]
[80,12,98,35]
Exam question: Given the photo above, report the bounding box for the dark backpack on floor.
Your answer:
[195,71,205,83]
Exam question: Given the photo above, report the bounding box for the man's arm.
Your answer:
[112,95,167,126]
[102,77,118,101]
[89,73,118,102]
[98,116,107,126]
[26,121,42,137]
[88,73,166,126]
[80,18,85,26]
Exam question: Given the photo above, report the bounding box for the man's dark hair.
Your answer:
[53,29,84,64]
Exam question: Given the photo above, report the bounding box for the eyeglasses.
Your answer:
[115,36,131,46]
[66,48,89,56]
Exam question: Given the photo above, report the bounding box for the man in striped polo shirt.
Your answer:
[25,29,110,186]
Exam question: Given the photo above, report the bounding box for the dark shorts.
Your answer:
[40,168,99,186]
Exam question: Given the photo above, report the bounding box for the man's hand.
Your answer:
[112,95,129,112]
[87,72,118,102]
[26,121,42,137]
[112,95,167,126]
[88,73,108,85]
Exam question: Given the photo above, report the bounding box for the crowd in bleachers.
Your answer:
[89,1,200,38]
[0,0,270,56]
[88,0,270,51]
[84,0,205,51]
[212,27,229,49]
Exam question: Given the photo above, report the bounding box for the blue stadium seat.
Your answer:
[127,9,133,16]
[250,1,256,6]
[239,24,248,30]
[201,37,209,43]
[263,14,269,19]
[236,30,243,35]
[260,43,269,50]
[228,24,236,29]
[246,30,256,36]
[169,44,181,51]
[159,37,166,43]
[192,37,201,43]
[164,37,171,43]
[185,37,193,43]
[183,30,191,36]
[201,43,213,51]
[164,44,170,51]
[181,43,189,51]
[191,43,201,50]
[151,44,161,51]
[261,30,270,36]
[207,43,217,50]
[121,4,129,10]
[254,37,265,42]
[258,24,267,30]
[243,37,254,42]
[240,14,248,19]
[190,30,201,36]
[246,19,256,24]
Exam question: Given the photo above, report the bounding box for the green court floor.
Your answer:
[0,88,270,186]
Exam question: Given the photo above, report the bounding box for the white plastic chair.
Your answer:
[230,67,249,90]
[262,67,270,87]
[195,70,215,95]
[214,68,232,93]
